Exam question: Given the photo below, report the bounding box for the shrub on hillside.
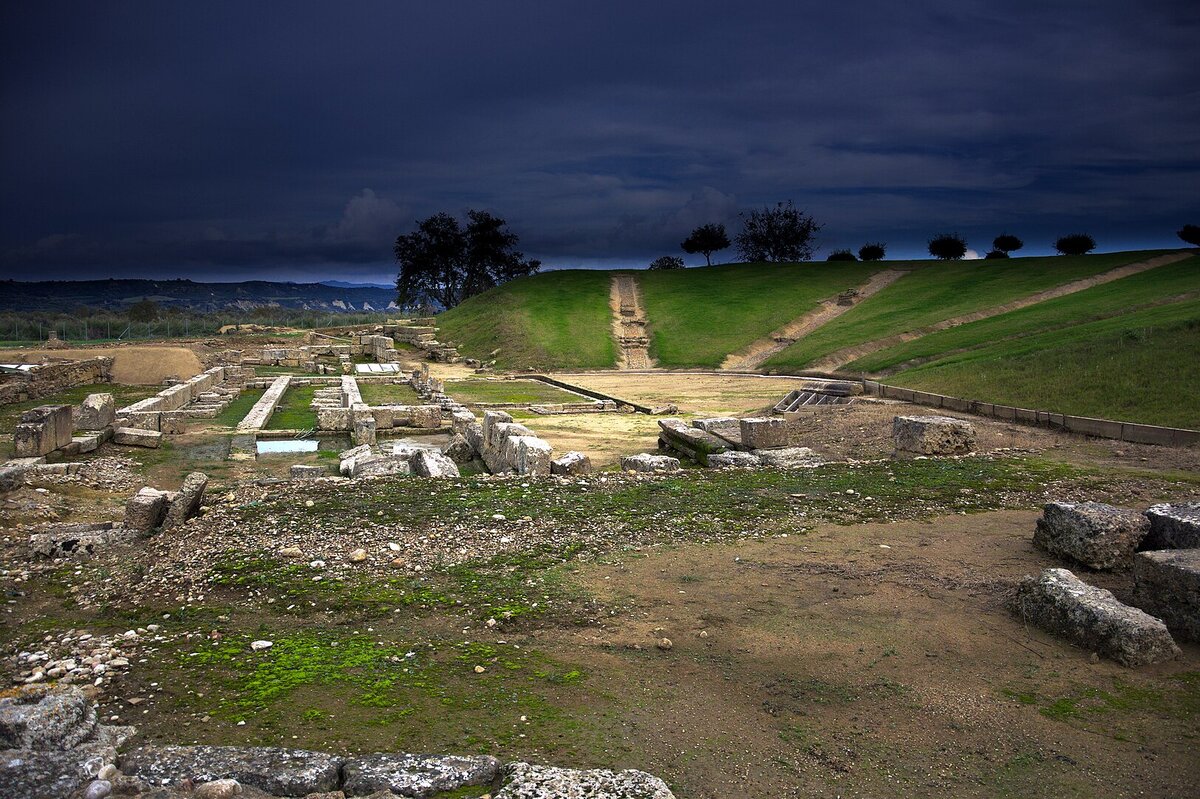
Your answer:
[734,201,822,262]
[1054,233,1096,256]
[1178,224,1200,247]
[826,249,857,261]
[984,250,1008,259]
[928,233,968,260]
[648,255,685,270]
[858,242,886,261]
[993,233,1023,254]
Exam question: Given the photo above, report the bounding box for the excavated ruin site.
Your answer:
[1,318,1198,799]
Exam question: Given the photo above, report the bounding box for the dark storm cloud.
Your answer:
[1,0,1197,280]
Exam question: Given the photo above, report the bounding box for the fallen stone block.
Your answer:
[621,453,681,473]
[162,471,208,531]
[497,762,676,799]
[290,464,326,479]
[482,410,515,448]
[124,487,169,533]
[29,522,123,559]
[1133,549,1200,642]
[112,427,162,448]
[1142,501,1200,550]
[739,416,794,450]
[342,752,501,798]
[353,415,377,446]
[1013,567,1179,666]
[551,451,593,476]
[893,415,976,456]
[441,433,475,465]
[119,745,344,796]
[707,451,762,468]
[75,393,115,431]
[1033,501,1149,570]
[409,405,442,428]
[658,418,728,465]
[70,431,107,454]
[339,443,373,461]
[692,417,743,446]
[412,449,460,478]
[351,455,413,478]
[512,435,552,476]
[753,446,823,468]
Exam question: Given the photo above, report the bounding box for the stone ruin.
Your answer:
[27,473,207,560]
[1017,498,1200,663]
[1,685,675,799]
[652,416,823,470]
[892,415,976,456]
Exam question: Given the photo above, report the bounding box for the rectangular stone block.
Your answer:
[893,415,976,456]
[1133,550,1200,643]
[76,393,116,430]
[113,427,163,448]
[739,417,794,450]
[1033,501,1150,570]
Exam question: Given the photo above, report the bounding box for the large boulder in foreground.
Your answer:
[1013,568,1179,667]
[1143,501,1200,550]
[893,415,975,456]
[497,762,676,799]
[1033,501,1150,570]
[1133,549,1200,643]
[120,745,344,795]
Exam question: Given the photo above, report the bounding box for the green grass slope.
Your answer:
[848,255,1200,373]
[437,270,615,370]
[638,260,885,368]
[887,298,1200,428]
[763,250,1171,371]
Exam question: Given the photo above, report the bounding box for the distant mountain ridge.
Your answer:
[319,280,394,289]
[0,278,398,313]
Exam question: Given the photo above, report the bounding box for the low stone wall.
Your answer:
[864,381,1200,447]
[0,356,112,405]
[236,376,291,431]
[115,367,232,431]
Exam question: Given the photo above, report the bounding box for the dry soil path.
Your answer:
[808,250,1193,372]
[610,273,656,370]
[720,268,907,371]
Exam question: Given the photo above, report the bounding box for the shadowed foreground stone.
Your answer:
[496,762,675,799]
[341,752,500,797]
[1133,549,1200,642]
[1143,501,1200,550]
[1033,501,1150,570]
[1014,568,1180,666]
[892,415,975,456]
[120,745,344,795]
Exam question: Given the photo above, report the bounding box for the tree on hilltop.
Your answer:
[928,233,968,260]
[858,242,886,261]
[1054,233,1096,256]
[680,223,730,266]
[734,201,822,263]
[993,233,1023,255]
[1178,224,1200,247]
[394,210,540,309]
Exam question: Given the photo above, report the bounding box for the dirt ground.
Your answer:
[6,345,204,383]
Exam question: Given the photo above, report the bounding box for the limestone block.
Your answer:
[112,427,162,448]
[290,465,326,479]
[353,416,377,446]
[752,447,823,468]
[123,487,169,533]
[482,411,514,447]
[162,472,208,531]
[620,453,681,473]
[707,451,762,468]
[1143,501,1200,550]
[658,418,728,465]
[497,762,675,799]
[352,455,413,478]
[893,415,976,456]
[409,405,442,429]
[1013,567,1179,666]
[317,407,353,431]
[119,745,344,796]
[75,393,115,431]
[1033,501,1150,570]
[739,416,795,450]
[441,433,475,465]
[513,436,552,476]
[1133,549,1200,642]
[412,449,461,478]
[551,451,593,476]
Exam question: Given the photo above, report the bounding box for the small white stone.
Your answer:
[250,640,273,651]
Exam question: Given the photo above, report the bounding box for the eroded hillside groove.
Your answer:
[720,268,907,371]
[809,251,1194,372]
[610,273,656,370]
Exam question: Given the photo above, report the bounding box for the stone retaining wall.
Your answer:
[236,376,290,431]
[115,367,236,431]
[0,357,112,405]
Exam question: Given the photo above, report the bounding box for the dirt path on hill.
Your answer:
[808,251,1193,373]
[721,269,907,371]
[610,274,655,370]
[5,345,204,384]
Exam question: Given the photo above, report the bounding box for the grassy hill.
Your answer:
[437,269,615,370]
[435,250,1199,427]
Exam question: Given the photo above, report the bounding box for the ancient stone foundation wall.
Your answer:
[0,357,113,405]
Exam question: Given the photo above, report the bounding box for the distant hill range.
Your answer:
[0,278,398,313]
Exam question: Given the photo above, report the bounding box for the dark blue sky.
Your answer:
[2,1,1197,282]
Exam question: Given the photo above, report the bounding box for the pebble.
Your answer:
[348,548,368,563]
[98,764,118,780]
[278,547,304,558]
[250,640,273,651]
[83,779,112,799]
[474,665,486,673]
[194,778,243,798]
[657,637,673,651]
